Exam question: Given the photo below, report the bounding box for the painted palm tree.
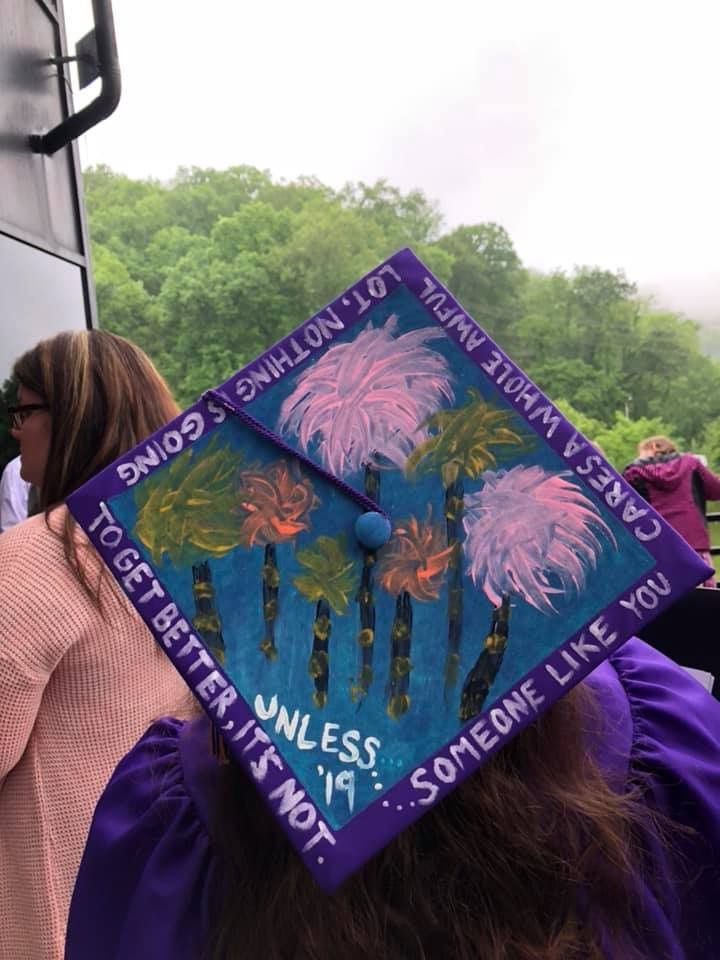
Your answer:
[191,561,225,662]
[458,596,510,722]
[236,459,318,660]
[277,315,454,702]
[352,465,380,704]
[458,465,616,721]
[134,435,239,663]
[405,388,528,699]
[293,534,358,708]
[377,508,454,719]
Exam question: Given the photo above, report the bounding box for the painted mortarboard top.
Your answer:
[67,248,711,891]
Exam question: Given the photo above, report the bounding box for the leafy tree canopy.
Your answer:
[84,164,718,474]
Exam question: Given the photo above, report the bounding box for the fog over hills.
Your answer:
[639,275,720,359]
[58,1,720,367]
[641,275,720,326]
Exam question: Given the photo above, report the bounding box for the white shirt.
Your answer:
[0,456,31,532]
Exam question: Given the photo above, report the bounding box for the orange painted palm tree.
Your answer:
[236,459,318,660]
[377,508,453,718]
[406,389,528,699]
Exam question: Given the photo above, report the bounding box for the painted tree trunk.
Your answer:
[387,589,413,719]
[351,465,379,704]
[458,594,510,722]
[260,543,279,660]
[308,597,331,708]
[443,475,465,699]
[191,561,225,663]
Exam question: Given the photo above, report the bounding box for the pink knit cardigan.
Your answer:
[0,510,196,959]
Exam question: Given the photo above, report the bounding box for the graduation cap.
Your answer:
[67,249,711,891]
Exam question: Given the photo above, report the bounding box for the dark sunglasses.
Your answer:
[8,403,49,430]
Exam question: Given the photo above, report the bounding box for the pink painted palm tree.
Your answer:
[278,315,454,702]
[277,315,454,478]
[406,389,528,699]
[462,465,615,612]
[458,465,616,721]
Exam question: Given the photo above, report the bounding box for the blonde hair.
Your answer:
[638,435,677,458]
[13,329,179,600]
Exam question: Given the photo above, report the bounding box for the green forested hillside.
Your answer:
[84,164,720,471]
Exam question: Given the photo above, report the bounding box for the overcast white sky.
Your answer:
[65,0,720,321]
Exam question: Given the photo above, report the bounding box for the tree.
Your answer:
[571,267,638,375]
[699,417,720,471]
[136,226,206,296]
[528,358,625,422]
[458,598,510,723]
[438,223,524,344]
[293,535,358,708]
[157,241,292,404]
[83,164,720,457]
[235,460,318,660]
[133,436,239,663]
[376,510,453,719]
[340,179,443,247]
[265,199,388,320]
[645,355,720,447]
[623,309,701,421]
[699,323,720,360]
[164,166,275,235]
[593,412,678,470]
[460,466,615,721]
[91,244,165,366]
[554,399,605,444]
[84,167,174,281]
[514,271,577,365]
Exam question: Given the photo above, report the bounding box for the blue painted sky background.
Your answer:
[110,285,653,828]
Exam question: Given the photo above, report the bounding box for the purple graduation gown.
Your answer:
[64,638,720,959]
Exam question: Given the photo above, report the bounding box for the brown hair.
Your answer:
[638,435,677,458]
[205,687,661,960]
[13,329,178,599]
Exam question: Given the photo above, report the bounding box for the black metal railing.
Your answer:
[707,512,720,556]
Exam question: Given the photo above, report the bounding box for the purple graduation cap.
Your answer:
[67,249,711,891]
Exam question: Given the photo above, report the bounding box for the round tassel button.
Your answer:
[355,511,392,550]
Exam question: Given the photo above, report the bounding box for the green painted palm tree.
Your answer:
[406,388,528,699]
[293,534,358,708]
[134,435,239,663]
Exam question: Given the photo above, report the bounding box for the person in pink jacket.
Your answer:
[0,330,195,960]
[623,434,720,586]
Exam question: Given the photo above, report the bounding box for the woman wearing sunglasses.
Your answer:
[0,330,195,960]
